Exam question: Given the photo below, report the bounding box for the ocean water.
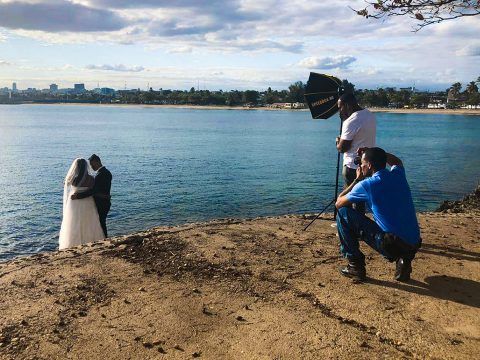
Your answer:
[1,104,479,260]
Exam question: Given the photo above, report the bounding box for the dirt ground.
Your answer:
[0,211,479,360]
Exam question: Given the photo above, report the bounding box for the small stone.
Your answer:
[158,346,166,353]
[359,341,370,348]
[45,288,53,295]
[173,344,184,351]
[11,337,19,343]
[375,331,381,337]
[192,288,201,294]
[138,287,146,292]
[236,315,246,321]
[192,351,201,358]
[101,314,106,318]
[123,298,131,304]
[0,342,4,347]
[142,341,154,348]
[78,311,87,317]
[21,319,28,326]
[152,340,163,346]
[134,336,141,341]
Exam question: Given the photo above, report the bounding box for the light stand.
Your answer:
[303,117,343,231]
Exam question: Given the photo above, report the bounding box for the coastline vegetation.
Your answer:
[1,77,479,109]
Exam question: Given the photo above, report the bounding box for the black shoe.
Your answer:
[395,258,412,282]
[340,263,366,281]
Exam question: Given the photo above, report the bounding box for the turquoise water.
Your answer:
[0,105,479,260]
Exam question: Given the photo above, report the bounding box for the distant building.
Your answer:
[12,82,17,92]
[100,87,115,96]
[50,84,58,92]
[74,83,86,93]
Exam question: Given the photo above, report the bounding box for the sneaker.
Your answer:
[340,263,366,281]
[395,258,412,282]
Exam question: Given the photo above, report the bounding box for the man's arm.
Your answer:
[72,188,94,200]
[386,152,403,167]
[336,137,352,153]
[335,168,364,209]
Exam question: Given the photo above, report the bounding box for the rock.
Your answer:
[158,346,166,353]
[134,336,141,341]
[21,319,28,326]
[359,341,370,348]
[142,341,154,348]
[236,315,246,321]
[45,288,53,295]
[192,351,201,358]
[375,331,381,337]
[152,340,163,346]
[123,298,131,304]
[138,287,146,292]
[173,344,184,351]
[192,288,201,294]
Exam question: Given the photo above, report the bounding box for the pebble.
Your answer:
[123,299,131,304]
[236,315,246,321]
[152,340,163,346]
[142,341,154,348]
[158,346,166,353]
[173,344,184,351]
[192,351,201,358]
[375,331,381,337]
[138,287,146,292]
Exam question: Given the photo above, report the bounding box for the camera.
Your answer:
[354,156,361,165]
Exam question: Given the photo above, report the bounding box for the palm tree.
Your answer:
[450,82,462,96]
[466,81,479,94]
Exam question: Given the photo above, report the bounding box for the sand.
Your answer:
[0,209,479,359]
[18,103,480,115]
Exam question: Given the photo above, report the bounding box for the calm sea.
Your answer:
[1,105,479,260]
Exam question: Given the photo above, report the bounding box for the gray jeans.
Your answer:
[342,165,366,214]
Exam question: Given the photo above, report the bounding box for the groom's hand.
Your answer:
[71,193,79,200]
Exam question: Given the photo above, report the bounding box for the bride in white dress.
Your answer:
[59,158,105,249]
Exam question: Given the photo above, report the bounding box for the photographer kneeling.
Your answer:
[335,147,421,282]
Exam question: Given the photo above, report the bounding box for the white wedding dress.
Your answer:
[59,161,105,250]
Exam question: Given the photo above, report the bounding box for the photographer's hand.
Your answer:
[357,147,368,156]
[355,166,365,182]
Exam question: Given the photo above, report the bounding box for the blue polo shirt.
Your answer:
[346,165,420,246]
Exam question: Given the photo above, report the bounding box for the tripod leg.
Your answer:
[303,198,335,231]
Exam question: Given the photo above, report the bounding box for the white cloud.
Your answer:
[456,44,480,57]
[167,46,193,54]
[298,55,357,69]
[86,64,145,72]
[0,60,11,66]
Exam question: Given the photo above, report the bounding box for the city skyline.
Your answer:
[0,1,479,91]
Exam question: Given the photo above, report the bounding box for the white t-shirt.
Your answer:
[340,109,376,169]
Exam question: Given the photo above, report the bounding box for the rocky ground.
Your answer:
[1,207,479,360]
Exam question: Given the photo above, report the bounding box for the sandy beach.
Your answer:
[1,203,479,359]
[17,102,480,115]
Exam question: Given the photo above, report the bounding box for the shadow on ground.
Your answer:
[369,275,480,308]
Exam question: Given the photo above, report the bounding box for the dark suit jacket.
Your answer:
[76,167,112,212]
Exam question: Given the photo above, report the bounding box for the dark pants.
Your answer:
[336,207,418,264]
[343,165,365,214]
[95,201,111,238]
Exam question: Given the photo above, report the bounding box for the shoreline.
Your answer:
[7,102,480,115]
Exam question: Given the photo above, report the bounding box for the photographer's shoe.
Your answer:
[340,262,366,281]
[395,258,412,282]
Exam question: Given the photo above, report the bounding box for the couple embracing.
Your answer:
[59,154,112,250]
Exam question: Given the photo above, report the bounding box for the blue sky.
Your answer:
[0,0,478,91]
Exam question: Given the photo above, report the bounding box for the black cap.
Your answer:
[88,154,101,162]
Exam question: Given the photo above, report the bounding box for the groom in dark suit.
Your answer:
[72,154,112,237]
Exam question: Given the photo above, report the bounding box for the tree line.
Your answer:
[2,77,479,108]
